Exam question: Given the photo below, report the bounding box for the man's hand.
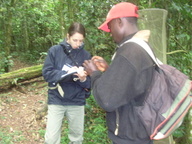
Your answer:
[83,60,99,76]
[92,56,109,72]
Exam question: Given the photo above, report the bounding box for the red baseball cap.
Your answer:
[98,2,139,32]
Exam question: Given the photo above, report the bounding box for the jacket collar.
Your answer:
[117,30,150,49]
[60,39,84,53]
[117,33,136,47]
[112,30,150,60]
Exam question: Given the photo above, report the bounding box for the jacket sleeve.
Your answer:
[90,54,138,112]
[42,47,67,84]
[75,75,91,89]
[91,42,154,112]
[75,52,92,89]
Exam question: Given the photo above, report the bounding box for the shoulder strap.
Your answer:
[124,38,163,67]
[60,44,79,67]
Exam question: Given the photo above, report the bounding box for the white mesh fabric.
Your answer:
[138,9,168,64]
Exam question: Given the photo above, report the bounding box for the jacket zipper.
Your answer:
[115,109,119,135]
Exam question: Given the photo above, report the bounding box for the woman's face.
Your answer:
[67,32,84,49]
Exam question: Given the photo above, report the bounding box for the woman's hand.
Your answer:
[74,66,87,82]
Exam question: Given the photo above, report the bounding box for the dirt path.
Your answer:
[0,76,47,144]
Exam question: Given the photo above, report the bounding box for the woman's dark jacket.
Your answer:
[42,40,91,106]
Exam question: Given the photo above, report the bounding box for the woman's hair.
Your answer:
[68,22,86,38]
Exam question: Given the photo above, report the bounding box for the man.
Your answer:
[83,2,154,144]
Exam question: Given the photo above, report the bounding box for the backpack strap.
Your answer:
[123,38,163,67]
[60,44,91,96]
[60,44,79,67]
[48,83,64,97]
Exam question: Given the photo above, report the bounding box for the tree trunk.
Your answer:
[3,0,17,72]
[58,0,65,38]
[0,64,43,91]
[23,5,29,52]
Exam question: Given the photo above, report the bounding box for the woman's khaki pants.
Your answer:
[44,105,84,144]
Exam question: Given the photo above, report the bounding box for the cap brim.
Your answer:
[98,19,111,32]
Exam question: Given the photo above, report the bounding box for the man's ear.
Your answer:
[117,18,124,27]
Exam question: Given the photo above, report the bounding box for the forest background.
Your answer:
[0,0,191,144]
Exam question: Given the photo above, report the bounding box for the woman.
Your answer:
[42,22,91,144]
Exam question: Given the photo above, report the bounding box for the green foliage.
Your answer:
[138,0,191,77]
[38,52,48,64]
[167,51,192,79]
[38,129,46,138]
[0,0,191,143]
[0,52,14,73]
[11,50,45,65]
[172,125,185,138]
[0,128,25,144]
[75,0,117,59]
[84,95,111,143]
[58,95,111,143]
[167,1,191,53]
[166,2,191,69]
[0,128,13,144]
[172,112,192,144]
[1,0,190,70]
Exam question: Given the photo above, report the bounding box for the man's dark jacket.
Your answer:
[90,32,154,144]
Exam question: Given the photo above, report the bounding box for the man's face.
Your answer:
[67,32,84,49]
[107,19,123,44]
